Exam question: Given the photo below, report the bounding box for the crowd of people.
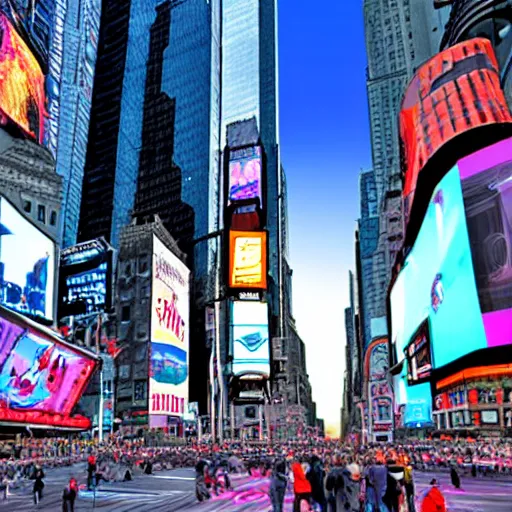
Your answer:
[0,435,510,510]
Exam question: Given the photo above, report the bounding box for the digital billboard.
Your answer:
[406,320,432,385]
[58,238,113,319]
[399,38,512,228]
[390,166,487,370]
[0,11,46,143]
[0,196,55,323]
[230,301,270,379]
[458,137,512,348]
[149,235,190,416]
[228,230,267,290]
[228,146,263,206]
[0,305,98,429]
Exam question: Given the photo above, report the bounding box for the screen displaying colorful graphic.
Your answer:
[406,320,432,385]
[0,308,97,421]
[59,239,113,318]
[458,137,512,348]
[0,197,55,322]
[228,146,263,206]
[231,301,270,378]
[399,38,512,228]
[149,235,190,416]
[0,11,46,142]
[229,230,267,290]
[390,167,487,370]
[403,382,433,427]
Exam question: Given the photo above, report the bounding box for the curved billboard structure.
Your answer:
[400,38,512,230]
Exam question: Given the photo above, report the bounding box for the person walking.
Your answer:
[291,457,312,512]
[404,464,415,512]
[450,466,460,489]
[421,479,446,512]
[62,477,78,512]
[31,465,45,505]
[307,455,327,512]
[337,463,362,512]
[270,459,288,512]
[87,453,97,490]
[365,457,388,512]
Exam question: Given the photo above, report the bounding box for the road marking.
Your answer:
[152,475,195,481]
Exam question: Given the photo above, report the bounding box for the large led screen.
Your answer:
[406,320,432,385]
[458,137,512,348]
[0,307,98,427]
[228,230,267,290]
[0,11,46,143]
[228,146,263,206]
[390,167,487,370]
[231,301,270,378]
[0,197,55,323]
[59,239,113,319]
[149,235,190,417]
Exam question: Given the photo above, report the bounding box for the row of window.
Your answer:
[22,199,58,227]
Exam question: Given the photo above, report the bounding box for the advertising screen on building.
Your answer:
[231,301,270,378]
[228,230,267,290]
[0,196,55,323]
[0,11,46,143]
[228,146,263,206]
[149,236,190,417]
[390,166,487,370]
[406,320,432,385]
[59,239,113,319]
[0,306,98,429]
[458,137,512,348]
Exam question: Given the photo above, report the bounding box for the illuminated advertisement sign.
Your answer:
[58,238,113,319]
[0,12,46,143]
[0,196,55,323]
[0,306,98,429]
[399,38,512,228]
[228,230,267,290]
[458,137,512,348]
[228,146,263,206]
[406,320,432,385]
[231,301,270,378]
[149,235,190,416]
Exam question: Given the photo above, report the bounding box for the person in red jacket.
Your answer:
[421,479,446,512]
[291,458,312,512]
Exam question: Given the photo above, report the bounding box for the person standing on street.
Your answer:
[450,466,460,489]
[31,465,45,505]
[307,455,327,512]
[421,479,446,512]
[87,453,97,490]
[270,459,288,512]
[62,477,78,512]
[291,457,312,512]
[404,464,415,512]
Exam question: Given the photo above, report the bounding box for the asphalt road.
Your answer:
[1,464,511,512]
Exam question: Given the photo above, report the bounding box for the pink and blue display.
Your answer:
[228,146,263,206]
[0,312,96,415]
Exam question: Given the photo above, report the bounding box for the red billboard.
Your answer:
[400,38,512,228]
[0,306,99,429]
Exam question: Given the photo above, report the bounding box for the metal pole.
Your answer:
[230,402,235,439]
[214,300,224,442]
[258,405,263,441]
[209,353,216,442]
[99,366,104,443]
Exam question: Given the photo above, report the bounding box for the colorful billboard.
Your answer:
[0,11,46,143]
[149,235,190,416]
[399,38,512,228]
[0,196,55,323]
[228,230,267,290]
[406,320,432,385]
[58,238,114,319]
[231,301,270,378]
[0,305,98,429]
[458,137,512,348]
[228,146,263,206]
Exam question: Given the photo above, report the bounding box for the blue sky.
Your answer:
[279,1,372,436]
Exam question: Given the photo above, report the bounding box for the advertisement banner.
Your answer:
[228,146,263,206]
[149,236,190,416]
[0,196,55,323]
[0,306,98,428]
[59,238,113,318]
[231,301,270,378]
[228,230,267,290]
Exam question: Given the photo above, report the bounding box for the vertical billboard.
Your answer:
[149,235,190,417]
[0,305,99,429]
[458,138,512,348]
[0,11,46,143]
[228,145,263,206]
[0,196,55,323]
[228,230,267,290]
[58,238,114,319]
[230,301,270,378]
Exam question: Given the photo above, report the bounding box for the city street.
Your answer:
[2,464,511,512]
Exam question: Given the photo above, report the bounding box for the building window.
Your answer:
[121,305,131,322]
[134,380,146,401]
[37,204,46,223]
[23,200,32,213]
[49,210,57,226]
